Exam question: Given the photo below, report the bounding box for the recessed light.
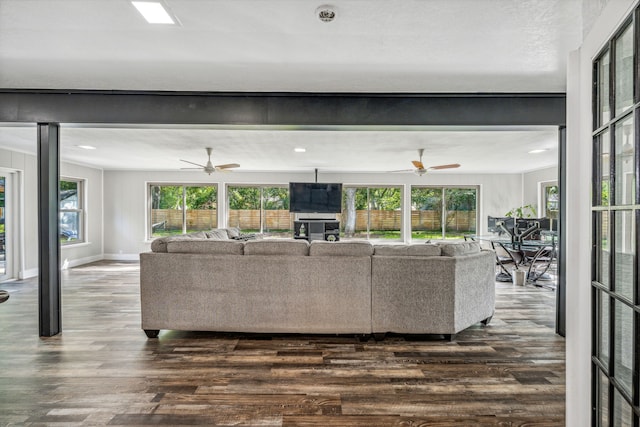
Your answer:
[77,145,97,150]
[294,148,306,153]
[528,149,548,154]
[132,1,175,24]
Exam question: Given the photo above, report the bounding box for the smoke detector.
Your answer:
[316,5,336,22]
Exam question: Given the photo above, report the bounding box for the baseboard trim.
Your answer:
[20,254,139,279]
[103,253,140,261]
[21,268,38,279]
[61,254,103,270]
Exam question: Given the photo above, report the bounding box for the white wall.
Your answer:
[567,0,639,424]
[0,147,104,278]
[523,166,558,214]
[103,169,523,258]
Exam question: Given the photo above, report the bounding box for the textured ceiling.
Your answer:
[0,1,581,173]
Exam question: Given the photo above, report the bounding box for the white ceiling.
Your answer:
[0,0,583,173]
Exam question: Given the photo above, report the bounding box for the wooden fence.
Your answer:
[152,209,476,232]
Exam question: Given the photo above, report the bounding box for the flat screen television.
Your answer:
[289,182,342,213]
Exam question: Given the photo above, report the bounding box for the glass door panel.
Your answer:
[595,131,611,206]
[596,211,611,288]
[411,187,443,240]
[262,187,291,238]
[185,186,217,233]
[598,291,611,367]
[150,185,184,237]
[613,210,634,302]
[598,51,611,126]
[615,24,634,116]
[614,116,635,205]
[613,301,634,397]
[444,188,477,239]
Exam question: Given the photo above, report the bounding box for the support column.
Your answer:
[37,123,61,337]
[556,125,566,337]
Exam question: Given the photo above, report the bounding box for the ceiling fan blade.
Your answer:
[180,167,203,170]
[412,160,425,169]
[389,168,414,173]
[180,159,206,168]
[215,163,240,169]
[428,163,461,170]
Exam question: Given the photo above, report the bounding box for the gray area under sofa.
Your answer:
[140,234,495,339]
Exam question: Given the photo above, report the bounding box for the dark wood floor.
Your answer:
[0,261,564,426]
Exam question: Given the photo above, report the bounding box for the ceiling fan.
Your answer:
[180,148,240,175]
[392,149,460,176]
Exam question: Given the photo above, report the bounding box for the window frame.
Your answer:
[225,183,291,237]
[341,184,403,242]
[410,185,479,241]
[59,177,85,245]
[147,183,218,239]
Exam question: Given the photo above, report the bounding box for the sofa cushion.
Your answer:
[310,240,374,257]
[437,241,481,256]
[244,239,309,256]
[226,227,241,238]
[374,244,441,256]
[166,239,244,255]
[205,228,230,240]
[150,231,208,253]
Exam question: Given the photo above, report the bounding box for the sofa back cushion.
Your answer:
[166,240,244,255]
[374,244,441,257]
[244,239,309,256]
[310,240,373,257]
[205,228,230,240]
[437,241,481,256]
[150,231,208,253]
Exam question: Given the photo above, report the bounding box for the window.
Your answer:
[541,183,559,221]
[592,14,640,426]
[227,185,290,238]
[149,184,217,238]
[411,186,477,240]
[60,178,84,244]
[341,186,402,241]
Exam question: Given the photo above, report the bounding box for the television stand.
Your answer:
[294,219,340,242]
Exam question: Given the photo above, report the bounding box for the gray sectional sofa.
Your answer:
[140,232,495,340]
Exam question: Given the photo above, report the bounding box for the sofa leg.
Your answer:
[144,329,160,338]
[373,333,386,341]
[444,334,455,342]
[481,315,493,326]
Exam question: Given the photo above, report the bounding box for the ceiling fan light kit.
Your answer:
[180,147,240,175]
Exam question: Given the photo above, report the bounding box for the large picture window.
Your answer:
[341,186,402,241]
[592,13,639,427]
[411,186,477,240]
[60,178,84,244]
[227,185,290,238]
[149,184,217,238]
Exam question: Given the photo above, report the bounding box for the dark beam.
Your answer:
[556,126,566,337]
[0,90,566,126]
[37,123,61,337]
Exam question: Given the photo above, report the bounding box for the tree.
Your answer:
[228,187,260,210]
[151,185,182,210]
[186,186,217,210]
[343,187,358,237]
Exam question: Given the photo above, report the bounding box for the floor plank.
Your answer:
[0,261,565,426]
